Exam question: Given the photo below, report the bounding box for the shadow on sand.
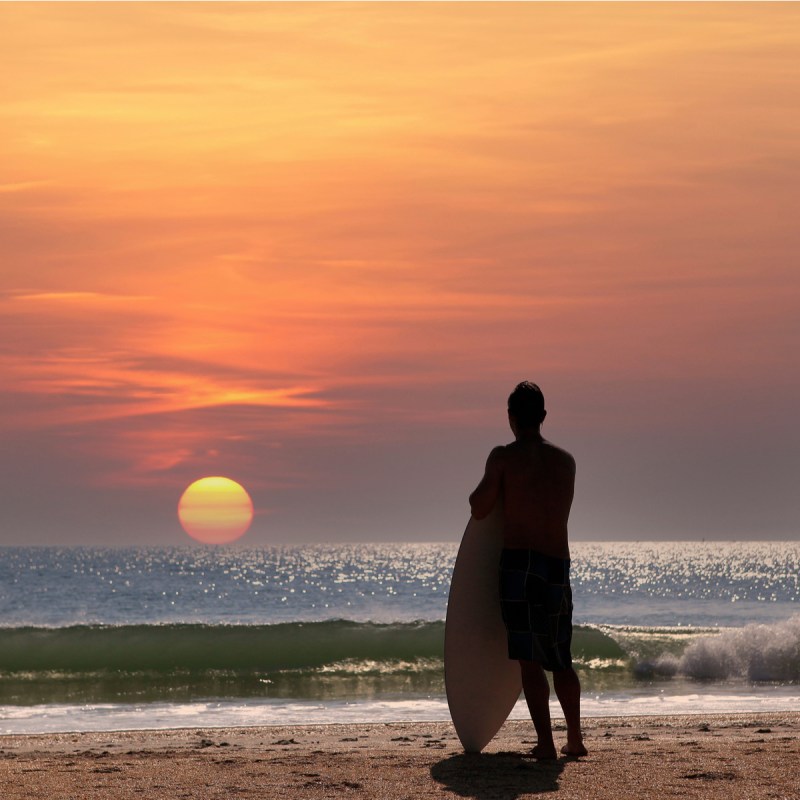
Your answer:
[430,751,565,799]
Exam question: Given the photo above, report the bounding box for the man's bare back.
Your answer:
[469,434,575,559]
[500,436,575,557]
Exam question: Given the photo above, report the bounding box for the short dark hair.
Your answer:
[507,381,546,428]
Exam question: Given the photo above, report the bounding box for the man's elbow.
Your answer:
[469,494,490,520]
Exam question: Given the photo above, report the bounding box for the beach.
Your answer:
[2,713,797,799]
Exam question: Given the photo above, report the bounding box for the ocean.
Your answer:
[1,541,798,734]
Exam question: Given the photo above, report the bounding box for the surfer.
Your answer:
[469,381,587,759]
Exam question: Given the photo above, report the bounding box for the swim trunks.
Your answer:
[498,548,573,671]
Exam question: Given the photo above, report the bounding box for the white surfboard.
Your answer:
[444,503,522,753]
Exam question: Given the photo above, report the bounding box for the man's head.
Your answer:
[507,381,546,430]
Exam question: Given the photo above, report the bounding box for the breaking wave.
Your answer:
[634,615,800,682]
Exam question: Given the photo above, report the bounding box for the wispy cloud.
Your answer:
[0,180,55,194]
[9,291,155,304]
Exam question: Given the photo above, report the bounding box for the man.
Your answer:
[469,381,587,759]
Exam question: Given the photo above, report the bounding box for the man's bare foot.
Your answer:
[561,743,588,757]
[530,744,558,760]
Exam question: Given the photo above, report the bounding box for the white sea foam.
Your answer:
[644,615,800,681]
[4,688,800,735]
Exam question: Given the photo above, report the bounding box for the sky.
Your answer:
[1,2,799,546]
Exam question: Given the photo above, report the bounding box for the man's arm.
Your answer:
[468,446,504,520]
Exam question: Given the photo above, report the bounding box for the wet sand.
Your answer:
[1,712,798,799]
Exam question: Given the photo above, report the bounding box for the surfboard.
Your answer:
[444,502,522,753]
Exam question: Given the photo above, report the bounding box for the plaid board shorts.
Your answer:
[498,548,573,671]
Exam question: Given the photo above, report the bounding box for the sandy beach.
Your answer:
[1,712,797,799]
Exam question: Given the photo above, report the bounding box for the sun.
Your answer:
[178,476,254,544]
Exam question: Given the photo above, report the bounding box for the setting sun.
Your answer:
[178,477,254,544]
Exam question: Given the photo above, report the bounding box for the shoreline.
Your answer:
[4,686,800,737]
[2,712,797,799]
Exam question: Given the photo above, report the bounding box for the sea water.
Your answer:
[0,542,798,733]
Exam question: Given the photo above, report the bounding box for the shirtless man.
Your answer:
[469,381,587,759]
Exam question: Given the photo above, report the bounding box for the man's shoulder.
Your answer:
[476,444,506,481]
[487,444,508,463]
[542,440,576,471]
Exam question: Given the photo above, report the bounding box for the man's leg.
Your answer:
[552,666,587,755]
[519,660,557,759]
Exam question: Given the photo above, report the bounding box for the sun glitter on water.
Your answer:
[178,476,254,544]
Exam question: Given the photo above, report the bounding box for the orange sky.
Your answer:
[2,3,799,543]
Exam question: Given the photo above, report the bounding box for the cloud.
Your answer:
[8,290,155,304]
[0,180,55,194]
[2,350,329,431]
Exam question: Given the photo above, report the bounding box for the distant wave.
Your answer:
[0,621,443,674]
[0,620,621,675]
